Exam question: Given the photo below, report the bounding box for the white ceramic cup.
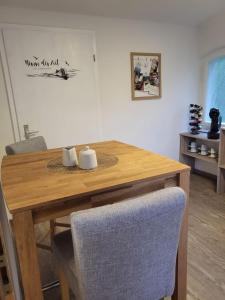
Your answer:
[201,144,207,151]
[190,142,197,152]
[201,151,207,156]
[209,148,216,158]
[200,144,207,155]
[209,148,215,154]
[62,146,78,167]
[79,146,98,170]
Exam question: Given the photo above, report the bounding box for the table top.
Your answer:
[1,140,189,214]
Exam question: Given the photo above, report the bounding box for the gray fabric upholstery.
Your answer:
[53,187,186,300]
[5,136,47,155]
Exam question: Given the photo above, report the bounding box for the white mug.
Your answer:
[201,151,207,156]
[200,144,207,155]
[209,148,216,158]
[79,146,98,170]
[62,146,78,167]
[190,142,197,152]
[209,148,215,154]
[201,144,207,151]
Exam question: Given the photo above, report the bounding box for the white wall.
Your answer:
[0,55,14,159]
[198,13,225,58]
[0,6,199,160]
[195,13,225,175]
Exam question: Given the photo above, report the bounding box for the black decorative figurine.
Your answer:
[207,108,222,139]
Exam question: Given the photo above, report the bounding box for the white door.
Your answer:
[1,26,101,148]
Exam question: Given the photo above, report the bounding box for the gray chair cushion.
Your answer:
[53,187,186,300]
[5,136,47,155]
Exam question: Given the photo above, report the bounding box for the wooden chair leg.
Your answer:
[50,220,56,238]
[58,268,70,300]
[50,219,71,249]
[50,219,56,249]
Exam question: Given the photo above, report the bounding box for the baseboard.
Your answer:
[192,168,217,181]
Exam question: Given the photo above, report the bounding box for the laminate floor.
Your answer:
[187,174,225,300]
[37,174,225,300]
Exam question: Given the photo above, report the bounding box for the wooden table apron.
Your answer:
[1,141,190,300]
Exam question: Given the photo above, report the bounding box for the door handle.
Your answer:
[23,124,39,140]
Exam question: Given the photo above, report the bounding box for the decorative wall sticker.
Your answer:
[1,27,100,148]
[25,56,80,80]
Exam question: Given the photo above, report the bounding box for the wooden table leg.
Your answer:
[172,170,190,300]
[13,210,43,300]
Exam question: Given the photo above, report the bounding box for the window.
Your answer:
[205,55,225,123]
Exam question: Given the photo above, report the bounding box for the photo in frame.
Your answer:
[130,52,161,100]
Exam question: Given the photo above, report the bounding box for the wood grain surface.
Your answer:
[1,140,189,214]
[12,211,43,300]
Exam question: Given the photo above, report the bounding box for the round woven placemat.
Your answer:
[47,152,118,174]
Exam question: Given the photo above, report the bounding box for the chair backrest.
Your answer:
[70,187,186,300]
[5,136,47,155]
[0,184,22,300]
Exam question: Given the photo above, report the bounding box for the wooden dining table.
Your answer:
[1,140,190,300]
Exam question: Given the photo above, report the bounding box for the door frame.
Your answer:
[0,23,102,142]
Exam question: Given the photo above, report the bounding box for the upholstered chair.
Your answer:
[5,136,47,155]
[4,136,48,224]
[53,187,186,300]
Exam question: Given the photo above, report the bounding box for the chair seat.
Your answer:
[53,230,78,296]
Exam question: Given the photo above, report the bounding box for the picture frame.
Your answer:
[130,52,161,100]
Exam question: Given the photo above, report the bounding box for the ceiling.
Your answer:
[0,0,225,26]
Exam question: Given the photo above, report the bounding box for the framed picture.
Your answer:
[130,52,161,100]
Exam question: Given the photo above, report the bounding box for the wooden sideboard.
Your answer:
[179,129,225,193]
